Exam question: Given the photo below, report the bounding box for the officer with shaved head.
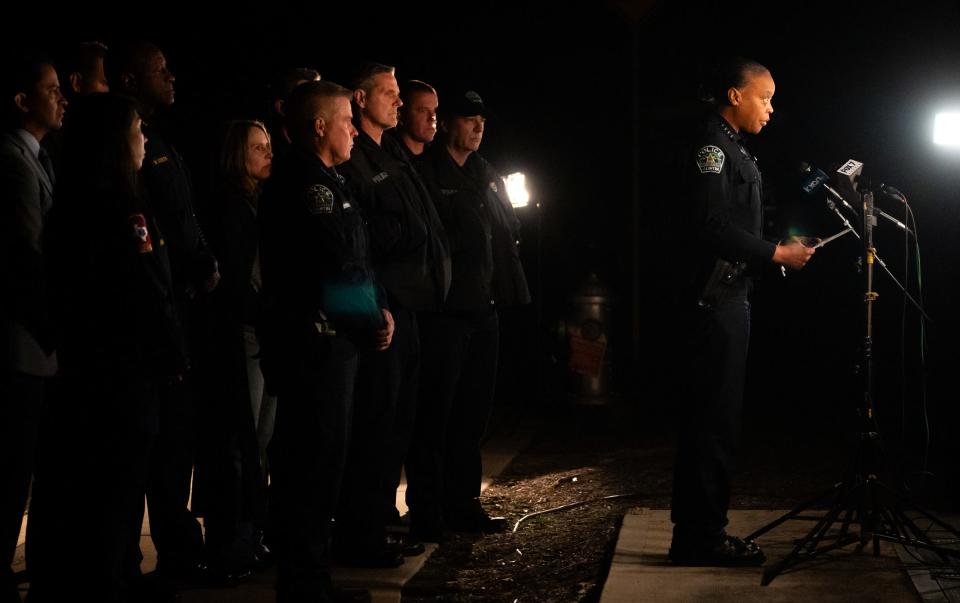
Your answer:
[258,79,392,602]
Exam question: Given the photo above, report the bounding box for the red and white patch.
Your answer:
[129,213,154,253]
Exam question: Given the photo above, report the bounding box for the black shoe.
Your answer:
[669,534,766,567]
[386,533,426,557]
[252,540,275,570]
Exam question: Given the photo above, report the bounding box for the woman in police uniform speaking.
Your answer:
[668,58,815,567]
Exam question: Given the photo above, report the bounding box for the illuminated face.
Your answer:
[400,90,438,144]
[322,96,358,166]
[129,112,147,170]
[245,126,272,182]
[360,72,402,130]
[140,50,176,107]
[446,114,485,156]
[730,70,775,134]
[20,64,67,134]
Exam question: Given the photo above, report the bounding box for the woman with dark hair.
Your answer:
[28,92,186,602]
[667,58,814,567]
[193,119,273,577]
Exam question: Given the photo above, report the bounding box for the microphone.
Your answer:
[800,162,859,215]
[878,183,907,203]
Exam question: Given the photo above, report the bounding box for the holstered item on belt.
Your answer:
[314,309,337,336]
[697,258,746,309]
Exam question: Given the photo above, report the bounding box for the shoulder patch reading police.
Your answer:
[489,181,499,193]
[305,184,335,214]
[696,145,725,174]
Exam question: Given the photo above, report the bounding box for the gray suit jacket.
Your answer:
[0,130,58,376]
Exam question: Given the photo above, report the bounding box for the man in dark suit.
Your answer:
[0,55,66,603]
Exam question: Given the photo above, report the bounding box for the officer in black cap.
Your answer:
[334,63,450,567]
[406,88,529,542]
[668,58,814,567]
[258,79,392,603]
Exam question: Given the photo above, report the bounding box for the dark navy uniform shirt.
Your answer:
[141,122,217,299]
[258,146,386,350]
[688,113,777,293]
[340,130,451,311]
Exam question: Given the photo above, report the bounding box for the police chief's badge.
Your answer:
[696,146,725,174]
[305,184,335,214]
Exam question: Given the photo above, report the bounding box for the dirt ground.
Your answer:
[401,399,943,602]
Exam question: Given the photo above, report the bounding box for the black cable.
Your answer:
[511,493,647,533]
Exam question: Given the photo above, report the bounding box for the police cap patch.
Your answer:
[696,146,724,174]
[305,184,335,214]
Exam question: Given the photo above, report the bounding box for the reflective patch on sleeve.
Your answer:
[304,184,335,214]
[696,146,724,174]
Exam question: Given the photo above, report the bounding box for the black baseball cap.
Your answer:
[443,89,495,119]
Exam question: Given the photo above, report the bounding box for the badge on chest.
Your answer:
[305,184,335,214]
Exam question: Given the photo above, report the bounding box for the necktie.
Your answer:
[37,147,55,187]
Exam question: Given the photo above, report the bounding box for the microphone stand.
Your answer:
[747,190,958,585]
[823,195,931,323]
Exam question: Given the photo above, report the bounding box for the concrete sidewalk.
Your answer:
[600,508,923,602]
[11,415,533,602]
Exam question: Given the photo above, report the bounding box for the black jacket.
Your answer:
[682,113,778,299]
[340,130,450,311]
[141,122,218,300]
[418,145,530,312]
[44,188,186,378]
[204,187,261,328]
[258,146,386,352]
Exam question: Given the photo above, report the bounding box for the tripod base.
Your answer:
[745,475,960,586]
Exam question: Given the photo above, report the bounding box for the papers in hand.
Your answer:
[794,227,855,249]
[812,227,854,248]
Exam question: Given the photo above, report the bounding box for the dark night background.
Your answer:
[9,2,960,501]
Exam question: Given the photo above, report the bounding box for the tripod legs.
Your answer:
[750,475,960,586]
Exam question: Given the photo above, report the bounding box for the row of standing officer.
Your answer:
[258,66,530,602]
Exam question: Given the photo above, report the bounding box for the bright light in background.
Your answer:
[933,112,960,146]
[504,172,530,208]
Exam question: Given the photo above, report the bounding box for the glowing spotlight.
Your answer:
[504,172,530,208]
[933,112,960,146]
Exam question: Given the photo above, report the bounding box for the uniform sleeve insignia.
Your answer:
[696,145,724,174]
[304,184,335,214]
[488,181,499,193]
[128,213,154,253]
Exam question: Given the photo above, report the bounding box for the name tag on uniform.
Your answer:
[372,171,390,184]
[342,202,352,209]
[151,155,169,166]
[440,188,458,196]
